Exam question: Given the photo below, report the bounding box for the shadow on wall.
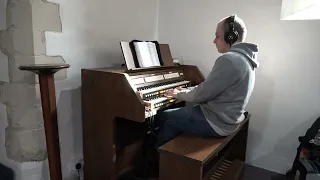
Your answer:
[246,55,275,163]
[244,54,320,173]
[59,87,83,178]
[252,113,320,174]
[41,86,83,179]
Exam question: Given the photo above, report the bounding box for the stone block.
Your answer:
[7,0,62,32]
[19,161,47,180]
[8,55,67,83]
[6,126,47,162]
[6,0,33,31]
[7,106,44,129]
[0,27,46,56]
[0,29,14,56]
[32,0,62,32]
[0,82,41,107]
[33,30,46,56]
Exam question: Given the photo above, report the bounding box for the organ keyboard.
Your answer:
[132,70,191,115]
[81,42,205,180]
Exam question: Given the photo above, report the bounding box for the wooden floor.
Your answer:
[119,164,287,180]
[238,165,287,180]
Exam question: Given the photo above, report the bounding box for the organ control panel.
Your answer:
[131,69,190,116]
[81,42,205,180]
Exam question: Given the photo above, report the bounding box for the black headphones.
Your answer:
[224,15,239,46]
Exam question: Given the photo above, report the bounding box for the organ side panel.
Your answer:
[81,69,145,180]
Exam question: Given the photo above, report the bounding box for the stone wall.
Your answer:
[0,0,66,163]
[0,0,159,179]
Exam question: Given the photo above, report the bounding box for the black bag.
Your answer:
[300,117,320,149]
[0,163,14,180]
[286,117,320,178]
[299,117,320,171]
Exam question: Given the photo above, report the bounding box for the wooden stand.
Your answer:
[19,64,70,180]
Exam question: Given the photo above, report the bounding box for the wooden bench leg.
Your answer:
[159,153,202,180]
[231,120,249,161]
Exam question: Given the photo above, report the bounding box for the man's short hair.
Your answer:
[222,15,247,42]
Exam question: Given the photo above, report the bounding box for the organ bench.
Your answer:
[158,113,250,180]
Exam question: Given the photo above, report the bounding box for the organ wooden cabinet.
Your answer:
[81,41,205,179]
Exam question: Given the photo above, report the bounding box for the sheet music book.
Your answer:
[133,41,161,68]
[120,41,174,70]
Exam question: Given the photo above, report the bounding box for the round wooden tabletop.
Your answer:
[19,64,70,70]
[18,64,70,74]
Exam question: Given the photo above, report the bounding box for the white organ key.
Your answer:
[144,97,168,104]
[139,80,190,94]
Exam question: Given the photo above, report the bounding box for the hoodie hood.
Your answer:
[228,42,259,68]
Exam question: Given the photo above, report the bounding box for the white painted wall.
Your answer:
[2,0,319,178]
[158,0,320,174]
[45,0,159,179]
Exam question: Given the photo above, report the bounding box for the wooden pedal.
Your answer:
[209,159,232,179]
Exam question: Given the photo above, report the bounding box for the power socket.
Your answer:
[75,163,82,171]
[74,159,84,180]
[67,158,84,180]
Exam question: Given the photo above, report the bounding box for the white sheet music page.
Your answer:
[133,41,161,68]
[134,42,145,67]
[147,42,161,66]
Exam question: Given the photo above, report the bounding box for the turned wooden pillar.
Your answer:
[19,64,70,180]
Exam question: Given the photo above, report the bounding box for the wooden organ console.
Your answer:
[81,41,205,179]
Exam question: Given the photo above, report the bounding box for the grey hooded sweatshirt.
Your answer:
[176,42,259,136]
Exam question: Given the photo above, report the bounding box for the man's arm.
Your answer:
[176,56,244,103]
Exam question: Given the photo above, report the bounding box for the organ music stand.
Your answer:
[120,41,174,70]
[19,64,70,180]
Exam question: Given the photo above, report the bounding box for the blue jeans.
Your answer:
[154,104,221,148]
